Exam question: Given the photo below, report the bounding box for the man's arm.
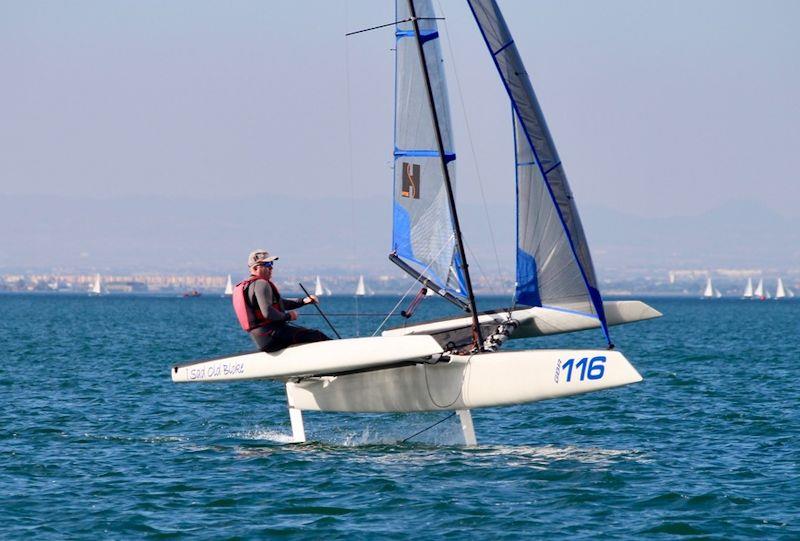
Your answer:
[252,281,292,322]
[283,297,306,310]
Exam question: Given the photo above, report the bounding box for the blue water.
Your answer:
[1,294,798,539]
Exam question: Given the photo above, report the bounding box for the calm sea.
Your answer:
[1,294,797,539]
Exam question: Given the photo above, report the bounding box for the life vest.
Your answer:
[232,276,283,331]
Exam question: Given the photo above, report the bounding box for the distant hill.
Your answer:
[0,194,796,274]
[582,201,800,271]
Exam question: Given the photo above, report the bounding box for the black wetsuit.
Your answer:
[246,279,330,352]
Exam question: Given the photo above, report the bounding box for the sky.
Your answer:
[1,1,799,275]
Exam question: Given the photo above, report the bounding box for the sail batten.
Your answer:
[469,0,611,343]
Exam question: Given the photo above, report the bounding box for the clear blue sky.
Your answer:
[1,1,798,272]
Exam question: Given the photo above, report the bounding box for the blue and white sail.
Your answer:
[468,0,611,343]
[392,0,467,298]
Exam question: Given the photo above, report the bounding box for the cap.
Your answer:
[248,249,279,268]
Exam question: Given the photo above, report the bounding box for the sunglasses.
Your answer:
[258,261,274,268]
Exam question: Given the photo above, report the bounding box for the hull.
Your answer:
[381,300,661,340]
[287,349,642,412]
[171,335,443,383]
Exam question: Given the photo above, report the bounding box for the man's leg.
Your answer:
[262,325,329,352]
[290,326,330,345]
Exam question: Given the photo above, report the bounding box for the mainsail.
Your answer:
[392,0,466,298]
[467,0,610,343]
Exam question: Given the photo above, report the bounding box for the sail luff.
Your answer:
[468,0,610,344]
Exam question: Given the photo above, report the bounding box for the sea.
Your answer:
[1,294,797,539]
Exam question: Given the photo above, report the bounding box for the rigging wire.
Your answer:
[345,17,444,37]
[371,235,456,337]
[304,312,402,317]
[400,412,456,444]
[435,0,505,286]
[462,237,499,297]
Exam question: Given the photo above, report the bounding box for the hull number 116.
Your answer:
[559,356,606,383]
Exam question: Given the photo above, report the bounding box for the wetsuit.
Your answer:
[246,279,330,352]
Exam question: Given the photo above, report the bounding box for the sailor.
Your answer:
[233,249,330,352]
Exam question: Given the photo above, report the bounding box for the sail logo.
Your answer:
[401,162,420,199]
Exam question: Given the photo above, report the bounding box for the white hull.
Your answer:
[287,349,642,413]
[171,335,444,382]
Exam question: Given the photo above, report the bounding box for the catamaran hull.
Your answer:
[286,349,642,413]
[381,300,662,340]
[170,335,444,382]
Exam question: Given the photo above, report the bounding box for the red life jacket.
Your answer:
[232,276,283,331]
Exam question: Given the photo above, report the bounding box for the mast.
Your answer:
[406,0,483,348]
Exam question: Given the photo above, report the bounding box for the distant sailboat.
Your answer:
[354,275,366,296]
[314,276,332,296]
[224,275,233,296]
[702,277,714,299]
[754,279,766,301]
[714,288,722,298]
[742,278,753,299]
[775,278,786,300]
[89,273,103,296]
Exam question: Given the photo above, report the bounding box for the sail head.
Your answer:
[392,0,466,298]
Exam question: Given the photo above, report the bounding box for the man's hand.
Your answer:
[303,295,319,305]
[287,310,298,321]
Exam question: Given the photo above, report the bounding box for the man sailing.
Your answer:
[233,249,330,352]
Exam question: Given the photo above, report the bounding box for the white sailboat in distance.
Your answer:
[224,275,233,296]
[89,273,103,296]
[314,276,332,296]
[354,275,366,296]
[775,277,786,300]
[702,277,714,299]
[171,0,661,445]
[742,278,753,299]
[754,278,766,300]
